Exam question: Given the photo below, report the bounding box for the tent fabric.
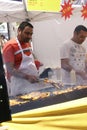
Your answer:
[0,0,26,22]
[0,0,84,22]
[1,97,87,130]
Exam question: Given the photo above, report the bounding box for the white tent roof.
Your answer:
[0,0,84,22]
[0,0,26,22]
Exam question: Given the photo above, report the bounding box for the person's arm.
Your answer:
[76,51,87,80]
[61,58,72,72]
[75,71,87,80]
[5,61,39,83]
[60,43,73,72]
[61,58,87,79]
[75,58,87,80]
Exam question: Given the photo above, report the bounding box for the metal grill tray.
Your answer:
[10,85,87,114]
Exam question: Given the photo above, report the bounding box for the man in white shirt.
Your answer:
[60,25,87,85]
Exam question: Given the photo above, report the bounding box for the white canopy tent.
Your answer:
[0,0,26,22]
[0,0,84,22]
[0,0,87,70]
[0,0,61,22]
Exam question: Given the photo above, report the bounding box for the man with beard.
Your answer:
[2,21,41,96]
[60,25,87,86]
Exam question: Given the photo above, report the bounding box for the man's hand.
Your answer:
[25,75,39,83]
[61,59,72,72]
[76,71,87,80]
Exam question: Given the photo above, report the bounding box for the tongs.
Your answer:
[39,78,63,89]
[50,81,63,89]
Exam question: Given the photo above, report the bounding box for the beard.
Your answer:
[22,38,30,43]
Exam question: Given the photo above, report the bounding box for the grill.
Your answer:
[10,84,87,114]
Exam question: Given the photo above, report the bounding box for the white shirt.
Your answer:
[60,39,86,85]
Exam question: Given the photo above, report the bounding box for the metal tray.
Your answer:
[10,85,87,114]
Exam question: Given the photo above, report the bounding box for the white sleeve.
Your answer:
[60,43,70,59]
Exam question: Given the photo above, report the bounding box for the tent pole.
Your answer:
[22,0,30,21]
[7,22,10,40]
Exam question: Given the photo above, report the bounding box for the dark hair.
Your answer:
[1,34,5,39]
[74,25,87,33]
[18,21,33,31]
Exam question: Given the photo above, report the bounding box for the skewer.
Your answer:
[43,78,64,89]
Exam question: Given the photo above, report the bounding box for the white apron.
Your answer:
[10,39,49,96]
